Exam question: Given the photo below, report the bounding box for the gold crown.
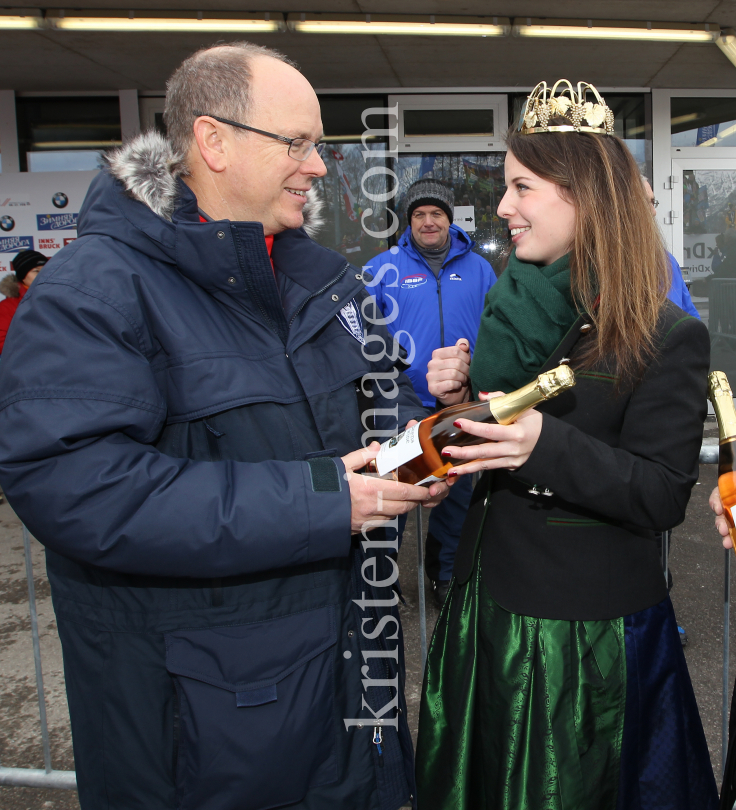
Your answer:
[519,80,614,135]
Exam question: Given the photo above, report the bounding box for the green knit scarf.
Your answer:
[469,250,578,395]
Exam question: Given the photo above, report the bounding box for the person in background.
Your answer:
[0,250,47,354]
[364,179,496,606]
[643,179,699,318]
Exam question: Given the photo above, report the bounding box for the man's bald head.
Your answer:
[164,42,298,163]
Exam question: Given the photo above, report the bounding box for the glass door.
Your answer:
[390,153,507,265]
[671,157,736,375]
[312,149,509,269]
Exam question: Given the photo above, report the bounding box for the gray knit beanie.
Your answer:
[404,179,454,223]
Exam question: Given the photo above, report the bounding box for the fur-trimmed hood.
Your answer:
[0,274,20,299]
[104,131,324,237]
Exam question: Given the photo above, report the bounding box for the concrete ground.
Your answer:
[0,419,734,808]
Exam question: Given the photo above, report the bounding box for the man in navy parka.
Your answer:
[0,43,448,810]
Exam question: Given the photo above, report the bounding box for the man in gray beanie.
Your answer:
[404,179,456,276]
[364,178,497,606]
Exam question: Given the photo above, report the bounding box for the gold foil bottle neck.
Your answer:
[537,364,576,399]
[709,370,733,399]
[489,365,576,425]
[709,370,736,442]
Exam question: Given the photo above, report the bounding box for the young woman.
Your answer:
[416,82,718,810]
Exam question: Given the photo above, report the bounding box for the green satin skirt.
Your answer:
[415,562,627,810]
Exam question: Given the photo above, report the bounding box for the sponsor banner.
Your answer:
[0,235,33,253]
[37,212,78,230]
[63,237,77,246]
[0,170,97,259]
[38,236,64,251]
[0,194,31,208]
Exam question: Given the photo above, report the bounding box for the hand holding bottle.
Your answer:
[709,487,733,549]
[442,392,544,477]
[708,371,736,552]
[342,442,449,535]
[370,366,574,485]
[427,338,471,406]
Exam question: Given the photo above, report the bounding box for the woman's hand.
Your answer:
[441,392,543,477]
[427,339,471,406]
[709,486,734,549]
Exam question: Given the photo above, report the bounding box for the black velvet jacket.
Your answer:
[454,302,710,621]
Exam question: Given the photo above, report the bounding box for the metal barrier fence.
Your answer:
[0,525,76,790]
[0,445,731,791]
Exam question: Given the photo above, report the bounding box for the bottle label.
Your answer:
[376,424,423,476]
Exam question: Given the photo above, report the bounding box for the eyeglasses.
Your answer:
[651,198,660,208]
[193,110,325,162]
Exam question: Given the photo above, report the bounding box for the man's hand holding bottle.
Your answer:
[341,434,450,535]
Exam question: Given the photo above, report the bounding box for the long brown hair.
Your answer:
[506,122,670,380]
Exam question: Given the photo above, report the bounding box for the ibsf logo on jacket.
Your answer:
[400,273,428,289]
[336,299,365,345]
[0,235,33,253]
[37,212,78,231]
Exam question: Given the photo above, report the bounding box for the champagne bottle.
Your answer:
[369,364,576,486]
[708,371,736,554]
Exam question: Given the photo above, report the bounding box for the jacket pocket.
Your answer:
[165,605,338,810]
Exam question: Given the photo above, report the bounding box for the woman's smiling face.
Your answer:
[497,150,577,267]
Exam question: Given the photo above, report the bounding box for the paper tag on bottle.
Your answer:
[375,424,423,476]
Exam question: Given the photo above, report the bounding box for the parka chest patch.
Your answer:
[336,299,365,345]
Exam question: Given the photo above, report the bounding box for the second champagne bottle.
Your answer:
[367,364,576,486]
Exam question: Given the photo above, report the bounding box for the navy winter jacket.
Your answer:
[0,133,426,810]
[363,225,496,407]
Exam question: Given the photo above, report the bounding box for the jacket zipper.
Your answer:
[411,245,458,351]
[373,725,384,767]
[436,276,445,349]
